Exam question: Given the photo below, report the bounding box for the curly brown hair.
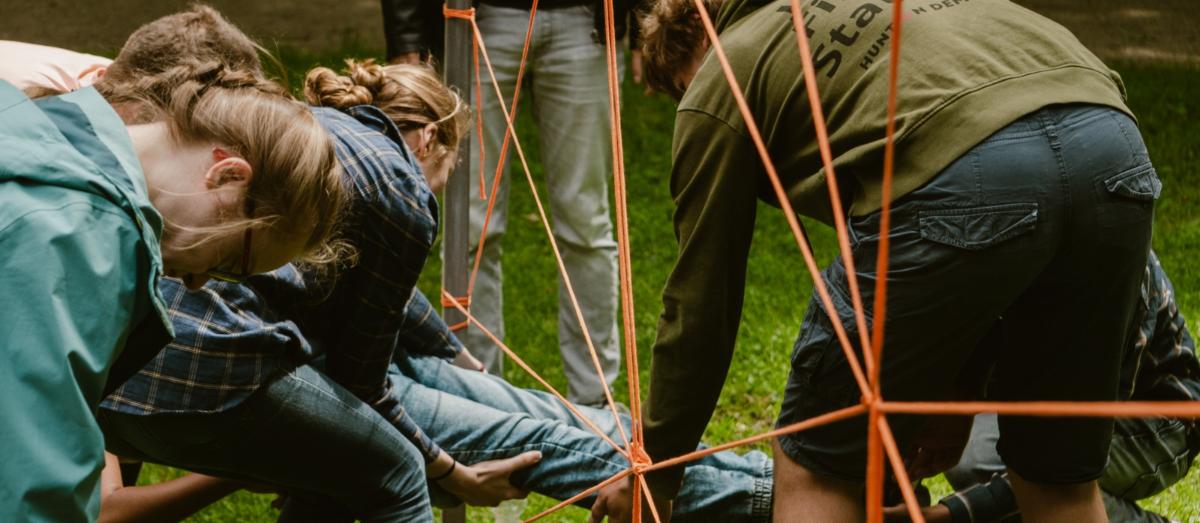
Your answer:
[640,0,726,99]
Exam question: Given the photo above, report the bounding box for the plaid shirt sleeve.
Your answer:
[1132,250,1200,402]
[103,276,310,415]
[396,288,465,359]
[309,107,444,462]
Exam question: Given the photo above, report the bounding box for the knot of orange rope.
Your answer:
[440,294,472,331]
[629,445,652,474]
[442,5,476,20]
[440,294,471,308]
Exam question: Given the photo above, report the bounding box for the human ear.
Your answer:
[419,123,438,158]
[205,146,253,190]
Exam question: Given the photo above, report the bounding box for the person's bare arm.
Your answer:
[99,453,247,523]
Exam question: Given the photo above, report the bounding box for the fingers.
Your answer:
[496,450,543,475]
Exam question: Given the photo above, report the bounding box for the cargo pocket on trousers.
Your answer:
[917,203,1039,251]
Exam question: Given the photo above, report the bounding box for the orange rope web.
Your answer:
[439,0,1200,522]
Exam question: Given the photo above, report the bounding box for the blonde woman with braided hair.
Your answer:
[0,57,344,522]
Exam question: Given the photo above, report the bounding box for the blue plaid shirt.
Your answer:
[103,106,464,463]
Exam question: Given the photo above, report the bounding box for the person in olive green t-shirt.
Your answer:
[590,0,1162,521]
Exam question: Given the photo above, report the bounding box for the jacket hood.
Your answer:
[0,81,163,252]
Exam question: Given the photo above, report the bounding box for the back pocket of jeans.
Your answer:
[1104,164,1161,202]
[918,203,1039,251]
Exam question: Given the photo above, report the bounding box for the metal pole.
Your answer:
[441,0,472,520]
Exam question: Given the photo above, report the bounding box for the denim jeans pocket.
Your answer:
[1104,163,1162,202]
[917,203,1039,251]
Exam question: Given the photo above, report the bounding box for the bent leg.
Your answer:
[772,440,861,523]
[99,365,432,523]
[391,363,771,521]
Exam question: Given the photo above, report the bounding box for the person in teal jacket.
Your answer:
[0,65,346,522]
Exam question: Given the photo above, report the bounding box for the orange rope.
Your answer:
[442,5,474,19]
[784,0,876,377]
[863,0,906,519]
[865,404,886,522]
[439,294,472,331]
[693,0,874,404]
[442,288,631,457]
[878,416,926,523]
[474,35,485,199]
[523,469,632,523]
[439,295,470,308]
[637,474,665,523]
[882,401,1200,418]
[600,0,645,453]
[643,404,868,473]
[466,0,540,296]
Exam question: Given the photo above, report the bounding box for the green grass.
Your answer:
[145,45,1200,521]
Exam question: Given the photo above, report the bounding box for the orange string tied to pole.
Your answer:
[441,5,487,199]
[439,295,471,331]
[439,295,471,308]
[442,5,475,19]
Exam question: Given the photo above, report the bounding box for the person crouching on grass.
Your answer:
[591,0,1161,521]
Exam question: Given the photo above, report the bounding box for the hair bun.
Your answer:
[303,59,388,110]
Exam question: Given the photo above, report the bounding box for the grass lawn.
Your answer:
[144,44,1200,521]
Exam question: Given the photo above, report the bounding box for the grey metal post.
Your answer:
[441,0,472,521]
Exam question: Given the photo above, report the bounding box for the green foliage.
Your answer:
[145,49,1200,521]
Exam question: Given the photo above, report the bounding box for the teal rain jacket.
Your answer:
[0,81,172,522]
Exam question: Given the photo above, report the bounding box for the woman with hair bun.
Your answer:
[101,57,774,522]
[0,60,344,522]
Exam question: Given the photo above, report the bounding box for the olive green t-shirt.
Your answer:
[643,0,1131,496]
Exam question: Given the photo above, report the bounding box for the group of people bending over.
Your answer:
[0,1,1195,522]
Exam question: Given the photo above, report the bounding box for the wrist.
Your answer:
[429,459,457,482]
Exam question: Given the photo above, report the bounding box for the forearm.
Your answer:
[99,473,242,523]
[642,112,759,499]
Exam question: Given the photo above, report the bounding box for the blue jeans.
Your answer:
[395,354,774,521]
[99,364,433,523]
[947,413,1196,522]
